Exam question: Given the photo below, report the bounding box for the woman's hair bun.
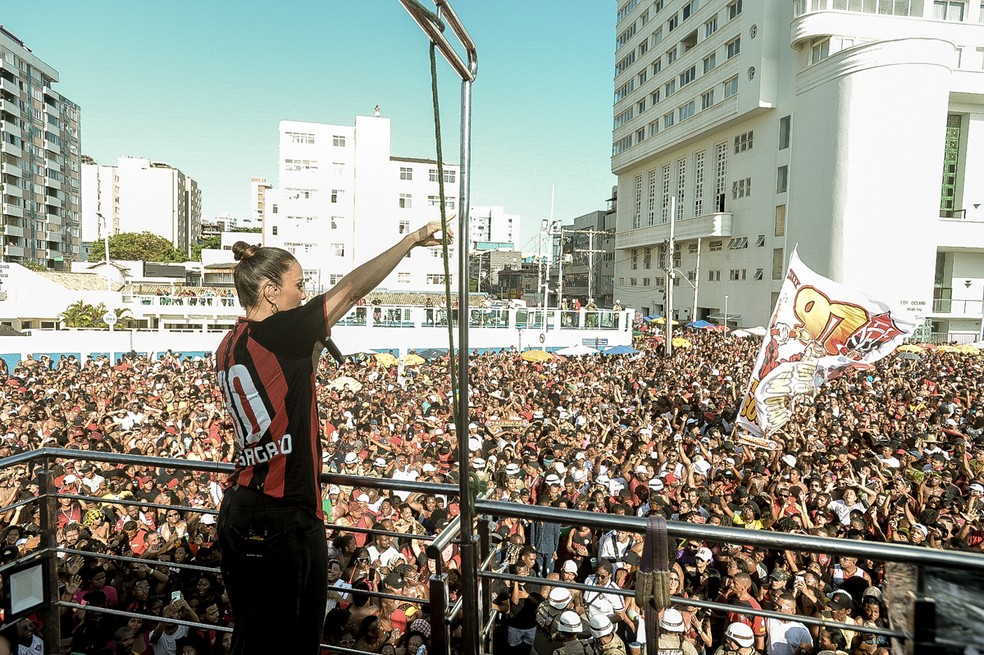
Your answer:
[232,241,260,262]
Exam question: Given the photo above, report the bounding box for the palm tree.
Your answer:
[59,300,101,328]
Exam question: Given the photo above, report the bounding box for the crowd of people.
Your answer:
[0,327,981,654]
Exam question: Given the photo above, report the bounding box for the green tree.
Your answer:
[87,232,185,263]
[60,300,104,328]
[230,227,262,233]
[191,234,222,261]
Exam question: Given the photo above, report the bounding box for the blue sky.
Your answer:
[3,2,616,252]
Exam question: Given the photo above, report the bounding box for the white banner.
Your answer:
[736,249,917,437]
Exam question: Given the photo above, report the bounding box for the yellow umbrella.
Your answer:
[954,344,981,355]
[520,349,554,363]
[897,344,926,353]
[653,317,680,325]
[374,353,398,366]
[402,354,426,366]
[937,345,962,353]
[671,336,692,349]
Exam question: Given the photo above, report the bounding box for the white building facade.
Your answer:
[611,0,984,341]
[263,116,459,293]
[0,27,81,268]
[469,205,519,250]
[80,158,119,243]
[101,156,203,256]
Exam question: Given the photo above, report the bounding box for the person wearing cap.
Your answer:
[655,607,698,655]
[532,587,575,655]
[550,610,590,655]
[589,613,627,655]
[215,223,445,655]
[717,622,758,655]
[822,590,860,645]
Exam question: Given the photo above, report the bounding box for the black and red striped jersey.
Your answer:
[216,298,330,518]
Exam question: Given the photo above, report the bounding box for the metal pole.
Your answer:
[557,228,564,314]
[665,197,675,356]
[693,237,701,321]
[587,230,594,302]
[39,454,61,650]
[724,295,729,335]
[456,71,481,655]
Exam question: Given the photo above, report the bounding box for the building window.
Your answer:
[284,159,318,171]
[776,165,788,193]
[631,249,638,269]
[731,177,752,198]
[652,59,662,76]
[333,135,346,147]
[648,168,658,225]
[778,115,791,150]
[287,132,315,144]
[701,89,715,110]
[775,204,786,237]
[638,70,648,85]
[426,274,447,285]
[933,0,965,20]
[678,100,696,121]
[642,277,651,286]
[753,268,764,280]
[727,37,741,59]
[705,16,718,36]
[661,163,671,223]
[613,135,633,155]
[331,189,343,203]
[637,98,647,113]
[755,234,766,247]
[633,174,643,228]
[614,108,635,128]
[941,113,962,213]
[677,158,687,220]
[703,53,717,74]
[331,216,342,230]
[665,79,677,98]
[709,240,723,252]
[773,248,785,279]
[693,150,705,216]
[399,220,410,234]
[667,47,678,64]
[708,269,721,281]
[668,14,679,32]
[400,167,413,180]
[630,277,638,286]
[679,65,696,87]
[724,76,739,98]
[811,38,830,64]
[643,248,652,269]
[728,0,742,19]
[399,193,412,209]
[331,243,345,257]
[648,121,660,137]
[734,131,753,153]
[664,111,675,129]
[398,272,411,284]
[728,236,748,249]
[271,225,278,235]
[651,90,661,105]
[729,269,746,281]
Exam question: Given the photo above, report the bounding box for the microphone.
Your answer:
[325,338,344,365]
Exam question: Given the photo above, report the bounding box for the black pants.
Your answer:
[218,486,328,655]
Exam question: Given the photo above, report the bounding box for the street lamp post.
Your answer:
[724,295,729,336]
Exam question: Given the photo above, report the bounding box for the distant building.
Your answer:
[264,115,459,293]
[610,0,984,339]
[249,177,271,228]
[470,247,523,296]
[559,209,616,308]
[0,27,81,268]
[469,206,519,251]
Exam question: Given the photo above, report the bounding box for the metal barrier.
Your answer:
[1,449,983,654]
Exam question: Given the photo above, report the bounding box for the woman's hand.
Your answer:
[414,221,451,248]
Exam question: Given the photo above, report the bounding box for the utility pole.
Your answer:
[692,237,701,320]
[565,226,609,305]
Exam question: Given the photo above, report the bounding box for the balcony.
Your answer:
[3,223,24,238]
[0,140,22,158]
[46,195,62,208]
[0,77,17,95]
[2,244,24,258]
[1,161,21,177]
[930,297,984,318]
[0,98,19,117]
[3,183,21,198]
[3,202,23,217]
[614,211,733,250]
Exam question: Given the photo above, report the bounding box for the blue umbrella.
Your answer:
[416,348,448,359]
[686,319,714,329]
[643,315,662,322]
[603,345,640,355]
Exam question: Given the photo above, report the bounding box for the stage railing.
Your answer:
[0,449,982,654]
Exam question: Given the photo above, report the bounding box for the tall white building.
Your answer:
[80,156,118,242]
[83,156,202,256]
[611,0,984,341]
[0,27,81,268]
[248,176,271,229]
[264,116,458,293]
[469,206,519,249]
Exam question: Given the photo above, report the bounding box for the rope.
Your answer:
[636,515,671,654]
[428,42,460,448]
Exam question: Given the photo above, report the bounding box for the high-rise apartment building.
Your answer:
[0,27,81,268]
[264,116,459,293]
[249,177,271,229]
[612,0,984,341]
[469,206,519,250]
[82,156,202,256]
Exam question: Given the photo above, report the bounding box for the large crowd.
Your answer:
[0,327,981,655]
